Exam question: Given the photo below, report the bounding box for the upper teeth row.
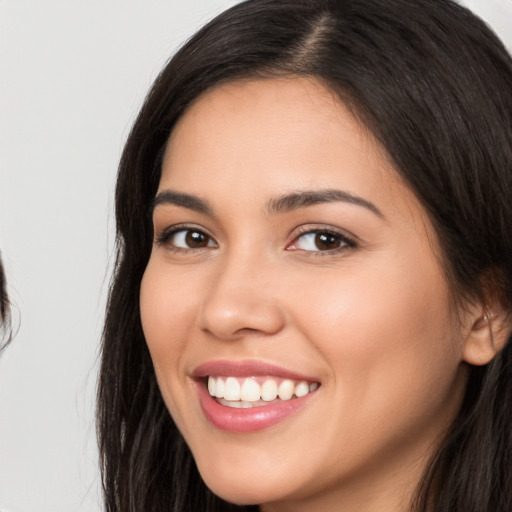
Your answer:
[207,376,318,402]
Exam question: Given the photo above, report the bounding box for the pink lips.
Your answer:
[193,360,319,433]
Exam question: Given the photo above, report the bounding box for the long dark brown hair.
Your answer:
[97,1,512,510]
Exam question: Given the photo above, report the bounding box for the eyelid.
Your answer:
[154,223,218,248]
[286,225,357,252]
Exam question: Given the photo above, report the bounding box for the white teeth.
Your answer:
[295,381,309,398]
[207,376,320,403]
[261,379,278,401]
[208,377,216,396]
[218,398,260,408]
[224,377,241,401]
[278,379,294,400]
[241,378,261,402]
[224,400,252,408]
[214,377,225,398]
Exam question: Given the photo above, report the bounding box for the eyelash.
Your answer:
[155,225,357,255]
[287,227,357,254]
[155,224,217,252]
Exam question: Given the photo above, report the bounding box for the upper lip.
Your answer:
[192,360,319,382]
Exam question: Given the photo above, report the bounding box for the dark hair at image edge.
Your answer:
[0,256,11,350]
[97,1,512,510]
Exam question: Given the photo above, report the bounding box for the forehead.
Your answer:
[162,78,396,192]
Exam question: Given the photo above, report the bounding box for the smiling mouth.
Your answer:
[194,363,321,432]
[207,376,320,408]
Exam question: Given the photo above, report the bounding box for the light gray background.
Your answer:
[0,1,510,511]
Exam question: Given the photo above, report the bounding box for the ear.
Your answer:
[462,301,510,366]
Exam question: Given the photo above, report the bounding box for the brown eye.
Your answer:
[315,233,343,250]
[167,229,216,249]
[289,230,354,252]
[185,230,210,248]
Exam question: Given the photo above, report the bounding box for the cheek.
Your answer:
[139,259,209,437]
[140,259,198,349]
[295,255,463,433]
[139,260,199,398]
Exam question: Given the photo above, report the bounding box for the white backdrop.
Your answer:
[0,1,510,511]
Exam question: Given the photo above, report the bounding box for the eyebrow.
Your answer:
[151,190,213,215]
[266,189,384,218]
[151,188,383,219]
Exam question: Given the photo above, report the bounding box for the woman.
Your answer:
[97,0,512,510]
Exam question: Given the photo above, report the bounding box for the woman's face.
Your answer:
[140,78,472,511]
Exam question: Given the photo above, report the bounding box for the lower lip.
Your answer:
[196,382,317,433]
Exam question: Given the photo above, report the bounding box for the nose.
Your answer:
[197,253,286,341]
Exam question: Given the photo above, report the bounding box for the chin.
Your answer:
[203,478,272,506]
[197,461,296,506]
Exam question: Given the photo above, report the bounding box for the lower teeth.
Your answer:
[217,397,287,408]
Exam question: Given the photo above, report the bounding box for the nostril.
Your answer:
[198,295,285,340]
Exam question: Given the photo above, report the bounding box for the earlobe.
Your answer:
[462,307,511,366]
